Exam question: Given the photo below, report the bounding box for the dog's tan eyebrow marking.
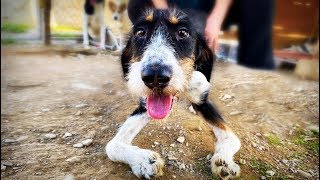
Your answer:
[144,9,154,22]
[169,16,178,24]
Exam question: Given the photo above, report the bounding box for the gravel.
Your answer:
[66,156,81,162]
[297,169,312,178]
[75,110,83,116]
[44,133,57,139]
[63,132,73,138]
[177,136,185,144]
[1,161,13,167]
[266,170,275,177]
[229,111,242,116]
[1,165,6,171]
[73,143,84,148]
[81,139,93,146]
[3,139,17,143]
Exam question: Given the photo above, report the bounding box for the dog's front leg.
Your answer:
[99,10,106,50]
[187,71,241,179]
[82,13,90,49]
[106,102,164,179]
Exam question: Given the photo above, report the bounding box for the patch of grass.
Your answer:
[1,23,29,33]
[1,38,16,45]
[292,129,319,153]
[266,134,281,145]
[249,158,287,179]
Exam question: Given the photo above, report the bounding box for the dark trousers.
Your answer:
[128,0,275,70]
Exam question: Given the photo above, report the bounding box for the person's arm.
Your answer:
[205,0,232,53]
[152,0,168,9]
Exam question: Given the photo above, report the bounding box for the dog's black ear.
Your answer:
[127,0,154,23]
[194,33,215,82]
[121,37,133,80]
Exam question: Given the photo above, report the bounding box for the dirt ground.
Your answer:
[1,45,319,180]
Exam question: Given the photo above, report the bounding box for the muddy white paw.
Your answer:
[130,149,164,179]
[211,153,240,179]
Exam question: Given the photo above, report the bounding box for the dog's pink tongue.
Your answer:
[147,94,173,120]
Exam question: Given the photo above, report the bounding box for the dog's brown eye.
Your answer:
[177,29,189,39]
[135,29,146,38]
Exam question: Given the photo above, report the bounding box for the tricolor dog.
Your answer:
[106,8,241,179]
[83,0,120,50]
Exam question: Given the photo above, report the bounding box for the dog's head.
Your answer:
[121,8,214,120]
[108,1,127,21]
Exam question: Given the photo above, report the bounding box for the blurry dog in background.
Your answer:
[106,0,130,49]
[107,0,127,22]
[83,0,120,50]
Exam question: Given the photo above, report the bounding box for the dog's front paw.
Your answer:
[211,153,240,179]
[130,149,165,179]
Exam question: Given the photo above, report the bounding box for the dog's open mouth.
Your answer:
[146,94,174,120]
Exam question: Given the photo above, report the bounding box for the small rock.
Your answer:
[260,176,266,180]
[35,172,42,175]
[221,94,233,101]
[154,142,160,146]
[16,136,28,141]
[197,126,202,131]
[179,163,186,170]
[188,105,196,114]
[1,165,6,171]
[177,136,185,144]
[73,143,84,148]
[296,169,312,178]
[75,103,88,108]
[75,110,83,116]
[63,132,72,138]
[66,156,81,162]
[3,139,17,143]
[44,133,57,139]
[170,143,175,147]
[206,154,212,160]
[168,155,178,161]
[1,161,13,167]
[252,142,257,148]
[172,175,176,178]
[255,133,262,137]
[239,159,246,165]
[229,111,242,116]
[266,170,275,177]
[41,108,50,112]
[100,126,109,131]
[81,139,93,146]
[281,159,288,164]
[64,174,74,180]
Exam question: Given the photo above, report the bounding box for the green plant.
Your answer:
[1,23,29,33]
[1,38,16,45]
[267,134,281,145]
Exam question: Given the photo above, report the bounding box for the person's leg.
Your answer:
[237,0,275,70]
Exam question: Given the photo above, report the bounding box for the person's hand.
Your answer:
[152,0,168,9]
[204,0,232,53]
[204,16,221,53]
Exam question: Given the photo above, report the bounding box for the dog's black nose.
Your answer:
[113,16,118,20]
[141,65,172,89]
